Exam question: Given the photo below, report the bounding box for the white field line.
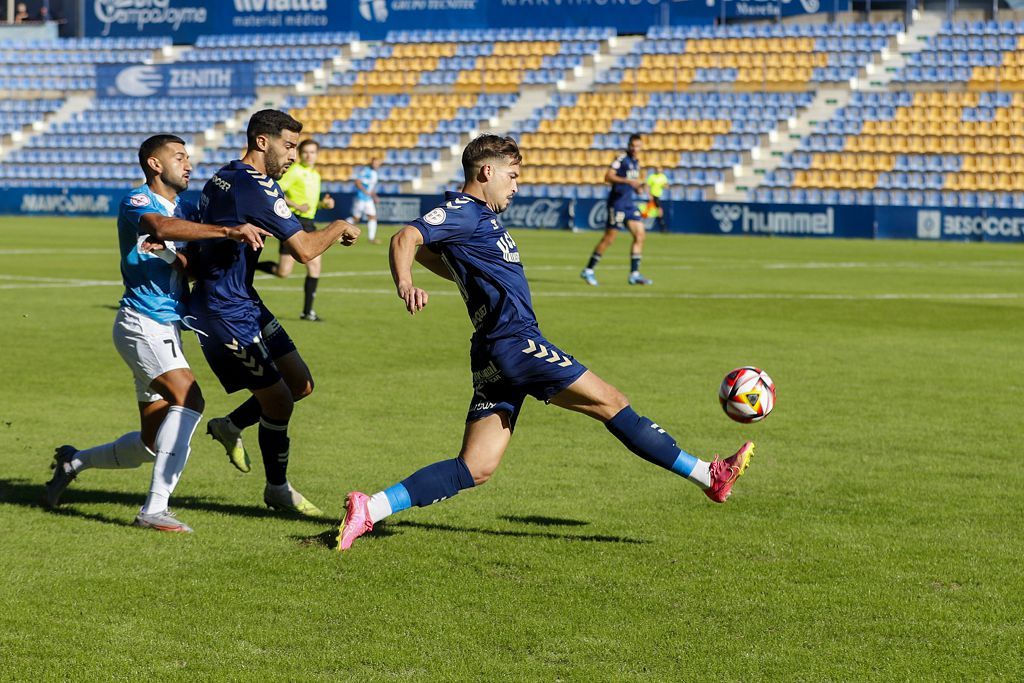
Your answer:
[0,272,1019,301]
[255,285,1022,302]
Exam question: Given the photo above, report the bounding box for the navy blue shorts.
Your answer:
[606,202,643,230]
[193,302,297,394]
[467,332,588,430]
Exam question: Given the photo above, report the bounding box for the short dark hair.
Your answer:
[628,133,642,145]
[462,134,522,178]
[298,138,318,153]
[138,134,185,177]
[246,109,302,151]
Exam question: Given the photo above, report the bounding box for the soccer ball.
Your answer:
[719,367,775,423]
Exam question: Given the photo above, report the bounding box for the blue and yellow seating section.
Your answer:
[753,90,1024,207]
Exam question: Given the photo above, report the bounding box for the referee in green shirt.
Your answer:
[258,139,336,321]
[645,168,669,232]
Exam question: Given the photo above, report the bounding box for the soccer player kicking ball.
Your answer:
[44,134,269,532]
[338,135,753,550]
[189,110,360,516]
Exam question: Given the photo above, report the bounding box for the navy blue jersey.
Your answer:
[607,152,642,207]
[190,160,302,321]
[409,191,537,343]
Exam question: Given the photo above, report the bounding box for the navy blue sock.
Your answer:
[258,415,290,486]
[630,254,641,273]
[228,397,262,431]
[400,457,475,508]
[586,252,601,270]
[606,406,699,477]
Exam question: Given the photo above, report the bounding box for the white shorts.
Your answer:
[350,198,376,219]
[112,306,190,403]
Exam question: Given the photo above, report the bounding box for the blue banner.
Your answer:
[87,0,339,42]
[83,0,839,41]
[686,200,874,239]
[723,0,846,19]
[5,186,1019,243]
[876,206,1024,243]
[96,62,256,98]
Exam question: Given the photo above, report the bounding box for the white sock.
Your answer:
[688,460,712,489]
[367,218,378,241]
[74,432,154,471]
[267,481,291,494]
[141,406,201,515]
[367,491,392,524]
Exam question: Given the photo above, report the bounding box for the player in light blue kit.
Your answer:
[581,133,653,286]
[190,110,360,516]
[44,134,268,532]
[338,135,753,550]
[347,156,382,244]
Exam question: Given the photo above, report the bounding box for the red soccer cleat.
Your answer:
[704,441,755,503]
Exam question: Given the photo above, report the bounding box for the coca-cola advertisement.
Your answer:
[501,197,569,230]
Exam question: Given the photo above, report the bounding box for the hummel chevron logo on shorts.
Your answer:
[225,338,265,377]
[521,339,572,367]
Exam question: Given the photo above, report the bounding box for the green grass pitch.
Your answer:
[1,216,1022,680]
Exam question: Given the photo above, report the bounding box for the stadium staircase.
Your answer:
[718,87,852,201]
[864,11,945,89]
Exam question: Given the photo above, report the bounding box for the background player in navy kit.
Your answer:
[580,133,653,286]
[338,135,753,550]
[189,110,360,516]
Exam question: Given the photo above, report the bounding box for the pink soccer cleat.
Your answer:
[704,441,755,503]
[337,491,373,551]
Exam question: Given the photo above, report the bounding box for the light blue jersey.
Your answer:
[355,166,378,201]
[117,184,191,324]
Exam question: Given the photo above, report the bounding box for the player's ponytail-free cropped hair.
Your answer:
[246,109,303,151]
[138,134,186,177]
[462,134,522,178]
[297,139,319,153]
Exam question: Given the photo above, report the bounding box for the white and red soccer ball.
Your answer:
[719,366,775,423]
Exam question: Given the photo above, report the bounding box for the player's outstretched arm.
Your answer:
[390,226,429,315]
[141,215,269,250]
[285,219,360,263]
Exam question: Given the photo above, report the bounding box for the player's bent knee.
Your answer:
[184,383,205,413]
[468,463,497,486]
[291,377,314,400]
[254,383,295,421]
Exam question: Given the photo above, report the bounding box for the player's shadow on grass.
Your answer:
[0,478,329,528]
[298,518,647,550]
[499,514,590,527]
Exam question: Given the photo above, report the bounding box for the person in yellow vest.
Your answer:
[256,139,335,321]
[645,167,669,232]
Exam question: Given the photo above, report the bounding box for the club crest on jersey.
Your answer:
[424,208,446,225]
[273,198,292,219]
[130,193,151,207]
